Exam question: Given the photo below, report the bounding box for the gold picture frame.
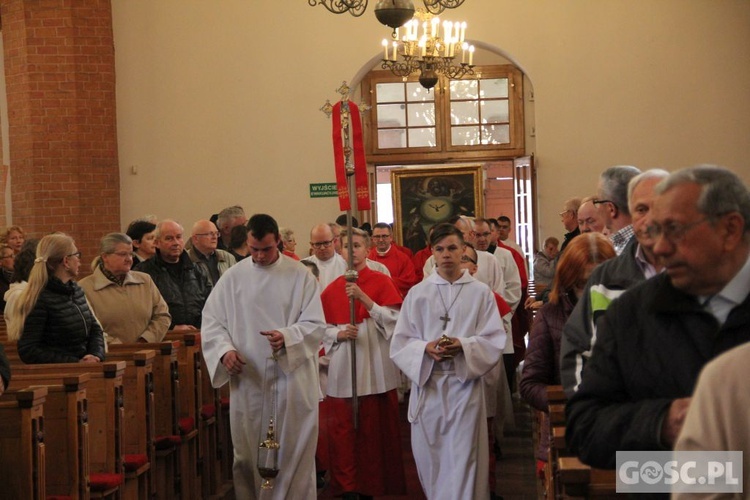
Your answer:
[391,165,484,253]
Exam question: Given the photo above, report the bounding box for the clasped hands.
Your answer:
[426,336,462,361]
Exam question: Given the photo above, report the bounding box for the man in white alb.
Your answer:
[201,213,326,499]
[391,223,505,500]
[303,223,347,288]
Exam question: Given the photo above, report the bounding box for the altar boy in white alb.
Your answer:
[201,213,326,499]
[390,223,505,500]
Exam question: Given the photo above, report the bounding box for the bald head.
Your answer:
[191,219,220,255]
[310,223,336,261]
[156,219,185,263]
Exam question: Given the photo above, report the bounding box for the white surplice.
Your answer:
[303,254,392,290]
[302,253,347,288]
[201,254,326,500]
[323,302,400,397]
[390,270,505,500]
[491,246,522,311]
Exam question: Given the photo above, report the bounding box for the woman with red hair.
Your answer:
[520,232,616,476]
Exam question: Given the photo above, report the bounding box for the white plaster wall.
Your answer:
[111,0,750,244]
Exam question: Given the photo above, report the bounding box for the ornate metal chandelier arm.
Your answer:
[382,58,419,78]
[442,60,474,79]
[423,0,466,15]
[308,0,368,17]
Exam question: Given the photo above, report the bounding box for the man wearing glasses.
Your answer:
[593,165,642,255]
[368,222,417,297]
[302,223,347,288]
[188,219,236,285]
[561,169,668,397]
[566,165,750,468]
[559,197,582,255]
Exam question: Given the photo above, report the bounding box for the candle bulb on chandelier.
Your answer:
[469,45,475,66]
[462,42,468,64]
[460,22,467,43]
[382,39,389,60]
[392,41,398,61]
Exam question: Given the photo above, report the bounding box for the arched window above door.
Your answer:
[362,64,525,163]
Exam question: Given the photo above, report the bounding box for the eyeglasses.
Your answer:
[460,255,477,264]
[476,232,491,238]
[371,235,391,240]
[311,240,333,249]
[593,199,616,207]
[110,251,134,258]
[67,251,82,259]
[195,232,220,238]
[645,218,709,244]
[559,210,573,217]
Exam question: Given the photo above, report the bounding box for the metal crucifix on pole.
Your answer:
[320,81,371,429]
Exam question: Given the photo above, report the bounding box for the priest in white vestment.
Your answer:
[391,223,505,500]
[302,223,348,288]
[201,214,326,499]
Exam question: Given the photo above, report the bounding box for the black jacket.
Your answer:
[135,249,212,328]
[0,343,10,388]
[566,273,750,470]
[17,277,106,364]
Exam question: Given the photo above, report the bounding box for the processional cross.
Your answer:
[320,81,370,429]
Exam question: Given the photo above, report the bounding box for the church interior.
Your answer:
[0,1,748,499]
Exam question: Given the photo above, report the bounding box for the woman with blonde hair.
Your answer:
[2,225,25,253]
[519,233,615,476]
[9,233,105,363]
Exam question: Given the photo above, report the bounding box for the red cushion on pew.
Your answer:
[179,416,195,434]
[123,453,149,472]
[220,396,230,410]
[155,435,181,450]
[201,403,216,419]
[89,472,124,491]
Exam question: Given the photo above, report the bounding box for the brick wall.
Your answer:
[1,0,119,263]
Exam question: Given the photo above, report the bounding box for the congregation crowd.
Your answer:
[0,163,748,499]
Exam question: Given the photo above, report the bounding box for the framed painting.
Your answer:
[391,165,484,253]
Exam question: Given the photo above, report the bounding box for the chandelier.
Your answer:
[308,0,466,26]
[381,10,475,90]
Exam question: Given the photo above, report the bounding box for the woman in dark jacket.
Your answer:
[9,233,105,364]
[519,233,615,471]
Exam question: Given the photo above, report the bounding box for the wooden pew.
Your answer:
[164,331,212,499]
[0,386,47,500]
[167,330,233,499]
[558,456,618,499]
[108,341,186,500]
[546,385,617,499]
[100,349,156,500]
[10,362,126,500]
[4,375,90,500]
[545,390,568,500]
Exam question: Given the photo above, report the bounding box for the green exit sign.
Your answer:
[309,183,339,198]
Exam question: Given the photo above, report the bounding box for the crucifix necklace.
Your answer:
[437,283,465,331]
